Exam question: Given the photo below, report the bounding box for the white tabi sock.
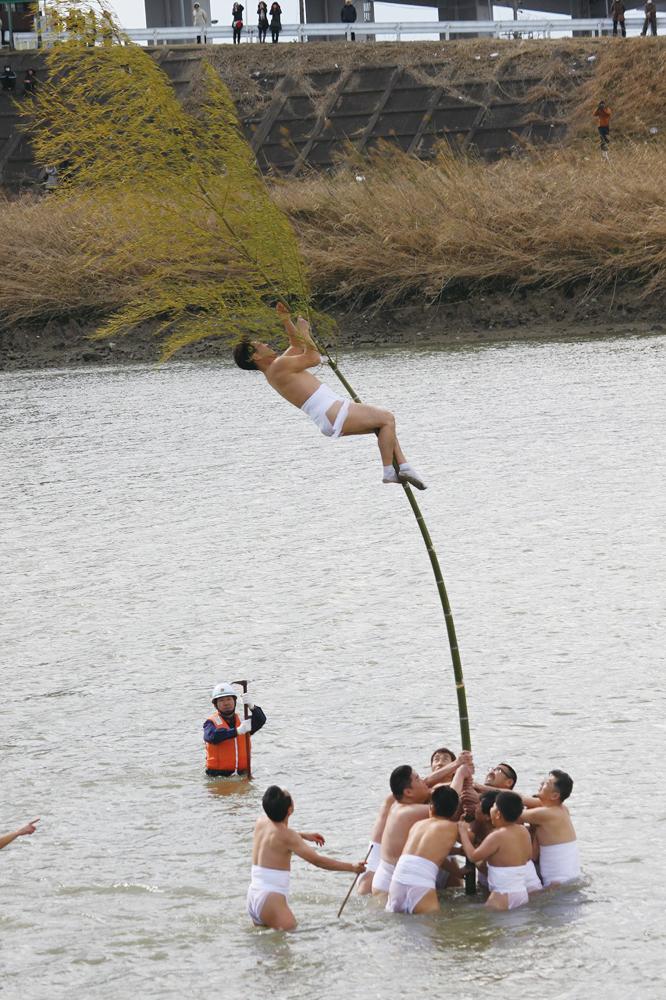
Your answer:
[382,465,399,483]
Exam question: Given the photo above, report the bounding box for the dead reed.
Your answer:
[272,142,666,311]
[2,141,665,329]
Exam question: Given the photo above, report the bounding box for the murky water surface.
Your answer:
[2,335,665,999]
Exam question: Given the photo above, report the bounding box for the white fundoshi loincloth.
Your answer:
[300,384,351,439]
[246,865,290,926]
[386,854,438,914]
[371,858,395,894]
[525,859,543,893]
[538,841,580,887]
[487,863,529,909]
[366,841,382,874]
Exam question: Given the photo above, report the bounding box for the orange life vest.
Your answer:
[205,711,249,772]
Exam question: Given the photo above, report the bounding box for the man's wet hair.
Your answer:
[550,769,573,802]
[262,785,293,822]
[233,339,258,371]
[499,762,517,788]
[431,784,459,819]
[480,790,500,815]
[495,790,524,823]
[390,764,414,801]
[430,747,456,766]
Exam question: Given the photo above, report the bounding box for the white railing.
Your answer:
[12,17,665,48]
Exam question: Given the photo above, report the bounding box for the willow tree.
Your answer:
[24,4,472,761]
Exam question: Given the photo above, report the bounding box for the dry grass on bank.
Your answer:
[569,38,666,142]
[272,142,666,311]
[1,141,666,331]
[0,193,139,324]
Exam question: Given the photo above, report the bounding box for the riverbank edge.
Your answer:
[2,286,665,371]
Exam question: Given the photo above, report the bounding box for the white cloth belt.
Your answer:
[372,858,395,893]
[538,841,580,886]
[300,383,350,439]
[366,841,382,873]
[249,865,290,894]
[392,854,438,889]
[487,863,528,894]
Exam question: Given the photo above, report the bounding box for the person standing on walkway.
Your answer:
[269,2,282,43]
[193,2,208,43]
[610,0,626,36]
[593,100,611,151]
[232,2,244,43]
[641,0,657,35]
[204,682,266,777]
[341,0,357,40]
[23,68,38,96]
[257,2,269,42]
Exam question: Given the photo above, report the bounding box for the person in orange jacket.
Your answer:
[204,682,266,777]
[593,100,611,150]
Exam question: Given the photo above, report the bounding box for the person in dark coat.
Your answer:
[341,0,357,41]
[232,2,244,43]
[269,2,281,43]
[641,0,657,35]
[1,65,17,93]
[257,1,269,42]
[610,0,626,36]
[23,68,38,96]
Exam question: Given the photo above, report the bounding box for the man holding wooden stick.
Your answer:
[247,785,366,930]
[233,304,427,490]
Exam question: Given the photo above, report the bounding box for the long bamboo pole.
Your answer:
[323,348,476,896]
[322,350,472,754]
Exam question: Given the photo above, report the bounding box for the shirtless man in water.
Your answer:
[357,749,471,896]
[233,303,427,490]
[372,763,468,899]
[519,770,580,887]
[458,790,532,910]
[386,785,461,914]
[247,785,366,930]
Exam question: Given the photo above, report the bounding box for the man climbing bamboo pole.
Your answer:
[232,304,427,490]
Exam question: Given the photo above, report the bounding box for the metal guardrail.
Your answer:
[11,17,665,48]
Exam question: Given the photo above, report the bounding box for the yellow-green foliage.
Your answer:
[20,4,327,358]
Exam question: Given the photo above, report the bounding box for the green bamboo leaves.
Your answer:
[22,9,320,356]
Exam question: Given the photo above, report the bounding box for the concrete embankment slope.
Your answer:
[5,37,662,187]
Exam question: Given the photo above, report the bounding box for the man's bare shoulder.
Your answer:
[398,804,430,822]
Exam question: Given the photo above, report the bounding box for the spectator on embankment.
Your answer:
[341,0,357,40]
[610,0,626,37]
[642,0,657,35]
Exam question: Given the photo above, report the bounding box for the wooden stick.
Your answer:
[232,678,251,779]
[337,844,372,919]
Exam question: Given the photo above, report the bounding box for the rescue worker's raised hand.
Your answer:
[242,692,255,711]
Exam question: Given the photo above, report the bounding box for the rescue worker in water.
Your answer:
[204,682,267,777]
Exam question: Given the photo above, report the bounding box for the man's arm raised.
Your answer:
[285,828,366,873]
[426,751,473,788]
[518,807,549,827]
[458,822,500,864]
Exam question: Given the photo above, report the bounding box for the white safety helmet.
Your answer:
[211,682,237,705]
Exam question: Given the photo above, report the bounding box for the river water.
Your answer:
[1,334,665,1000]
